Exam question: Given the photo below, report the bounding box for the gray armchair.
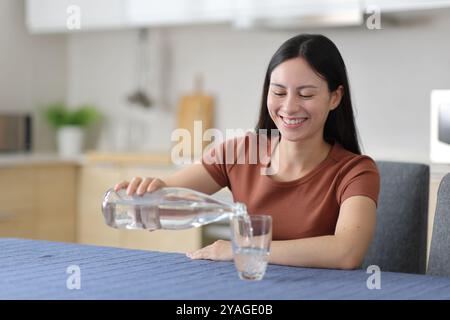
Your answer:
[362,161,429,274]
[427,173,450,276]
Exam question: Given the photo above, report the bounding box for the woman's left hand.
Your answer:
[186,240,232,261]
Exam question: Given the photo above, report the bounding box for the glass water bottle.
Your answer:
[102,187,248,231]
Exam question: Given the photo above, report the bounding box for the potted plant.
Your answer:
[45,102,99,157]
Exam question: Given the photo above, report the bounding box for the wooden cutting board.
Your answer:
[176,93,214,159]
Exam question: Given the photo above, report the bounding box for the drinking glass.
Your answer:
[230,214,272,281]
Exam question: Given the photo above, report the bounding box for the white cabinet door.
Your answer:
[27,0,232,32]
[26,0,126,33]
[362,0,450,12]
[126,0,233,26]
[231,0,362,28]
[232,0,361,17]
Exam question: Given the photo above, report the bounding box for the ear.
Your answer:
[330,85,344,110]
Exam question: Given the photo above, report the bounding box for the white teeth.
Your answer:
[281,117,307,125]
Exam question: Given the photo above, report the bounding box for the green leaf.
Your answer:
[44,103,100,128]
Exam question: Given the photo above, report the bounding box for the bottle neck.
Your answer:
[231,202,247,216]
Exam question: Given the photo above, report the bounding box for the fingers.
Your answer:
[114,181,129,192]
[186,240,233,261]
[136,177,153,195]
[147,178,166,193]
[126,177,143,196]
[137,177,166,195]
[186,244,210,260]
[186,249,205,260]
[115,177,167,196]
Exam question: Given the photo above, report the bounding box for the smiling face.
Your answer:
[267,57,343,143]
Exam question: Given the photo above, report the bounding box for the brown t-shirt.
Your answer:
[202,133,380,241]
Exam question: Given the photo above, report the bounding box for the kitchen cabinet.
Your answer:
[0,164,77,242]
[26,0,127,33]
[76,164,122,248]
[77,159,202,252]
[26,0,363,29]
[362,0,450,12]
[127,0,233,26]
[26,0,232,33]
[35,165,77,241]
[26,0,450,33]
[26,0,361,32]
[233,0,360,18]
[232,0,362,28]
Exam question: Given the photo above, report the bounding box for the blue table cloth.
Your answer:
[1,238,450,300]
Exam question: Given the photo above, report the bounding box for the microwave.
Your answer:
[0,113,32,152]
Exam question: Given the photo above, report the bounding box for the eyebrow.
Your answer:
[270,83,318,90]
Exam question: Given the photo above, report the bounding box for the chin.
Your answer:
[277,130,304,142]
[282,135,306,143]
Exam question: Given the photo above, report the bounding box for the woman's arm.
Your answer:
[165,164,224,194]
[269,195,377,269]
[115,164,223,196]
[188,195,377,270]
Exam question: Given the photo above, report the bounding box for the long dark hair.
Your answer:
[255,34,361,155]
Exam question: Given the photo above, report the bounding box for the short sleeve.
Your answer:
[201,133,270,191]
[201,140,231,189]
[336,157,380,206]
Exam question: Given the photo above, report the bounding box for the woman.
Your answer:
[115,34,380,270]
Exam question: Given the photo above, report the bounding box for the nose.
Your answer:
[280,93,301,114]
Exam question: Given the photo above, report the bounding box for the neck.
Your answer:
[274,135,332,173]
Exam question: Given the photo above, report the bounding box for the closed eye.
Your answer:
[272,91,313,98]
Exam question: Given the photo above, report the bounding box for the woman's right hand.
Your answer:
[114,177,167,196]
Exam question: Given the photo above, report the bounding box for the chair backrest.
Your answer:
[427,173,450,276]
[362,161,429,274]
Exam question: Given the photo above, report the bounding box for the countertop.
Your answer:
[0,151,175,168]
[0,152,84,167]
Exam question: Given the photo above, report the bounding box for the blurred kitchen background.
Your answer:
[1,0,450,253]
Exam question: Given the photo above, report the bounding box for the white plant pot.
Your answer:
[57,126,84,157]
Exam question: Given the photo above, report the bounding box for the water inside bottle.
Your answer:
[102,188,250,231]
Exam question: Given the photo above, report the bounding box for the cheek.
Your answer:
[304,100,328,116]
[267,96,278,116]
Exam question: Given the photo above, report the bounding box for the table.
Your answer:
[1,238,450,300]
